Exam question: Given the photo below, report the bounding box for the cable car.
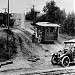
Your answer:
[32,22,60,43]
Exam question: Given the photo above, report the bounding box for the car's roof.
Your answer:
[64,39,75,43]
[36,22,60,27]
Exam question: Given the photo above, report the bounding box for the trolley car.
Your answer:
[32,22,60,43]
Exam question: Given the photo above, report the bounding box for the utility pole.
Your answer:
[33,5,35,26]
[33,5,36,33]
[8,0,9,30]
[7,0,9,56]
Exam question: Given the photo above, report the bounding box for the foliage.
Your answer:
[36,14,47,22]
[42,0,74,35]
[25,8,39,21]
[0,30,17,62]
[25,0,75,36]
[62,12,75,35]
[25,0,66,24]
[43,0,66,24]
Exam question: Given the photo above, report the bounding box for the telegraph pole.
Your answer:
[8,0,9,30]
[33,5,36,33]
[33,5,35,26]
[7,0,9,54]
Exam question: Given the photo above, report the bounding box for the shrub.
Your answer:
[0,30,17,62]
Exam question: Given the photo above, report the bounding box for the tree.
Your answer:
[54,9,66,24]
[25,8,39,21]
[0,30,17,61]
[36,14,47,22]
[43,0,66,24]
[63,12,75,35]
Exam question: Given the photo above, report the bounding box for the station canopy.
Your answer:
[36,22,60,27]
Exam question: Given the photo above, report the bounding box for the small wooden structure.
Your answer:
[32,22,60,43]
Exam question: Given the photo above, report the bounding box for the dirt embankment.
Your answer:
[13,29,45,60]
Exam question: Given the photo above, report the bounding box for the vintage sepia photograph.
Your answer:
[0,0,74,75]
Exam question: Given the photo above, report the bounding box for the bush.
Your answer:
[36,14,47,22]
[62,12,75,35]
[0,30,17,62]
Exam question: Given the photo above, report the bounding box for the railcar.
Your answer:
[32,22,60,43]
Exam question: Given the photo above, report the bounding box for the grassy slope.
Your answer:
[0,30,17,62]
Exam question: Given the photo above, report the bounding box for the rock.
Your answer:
[45,50,49,52]
[28,56,40,62]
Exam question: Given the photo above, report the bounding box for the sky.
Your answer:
[0,0,74,14]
